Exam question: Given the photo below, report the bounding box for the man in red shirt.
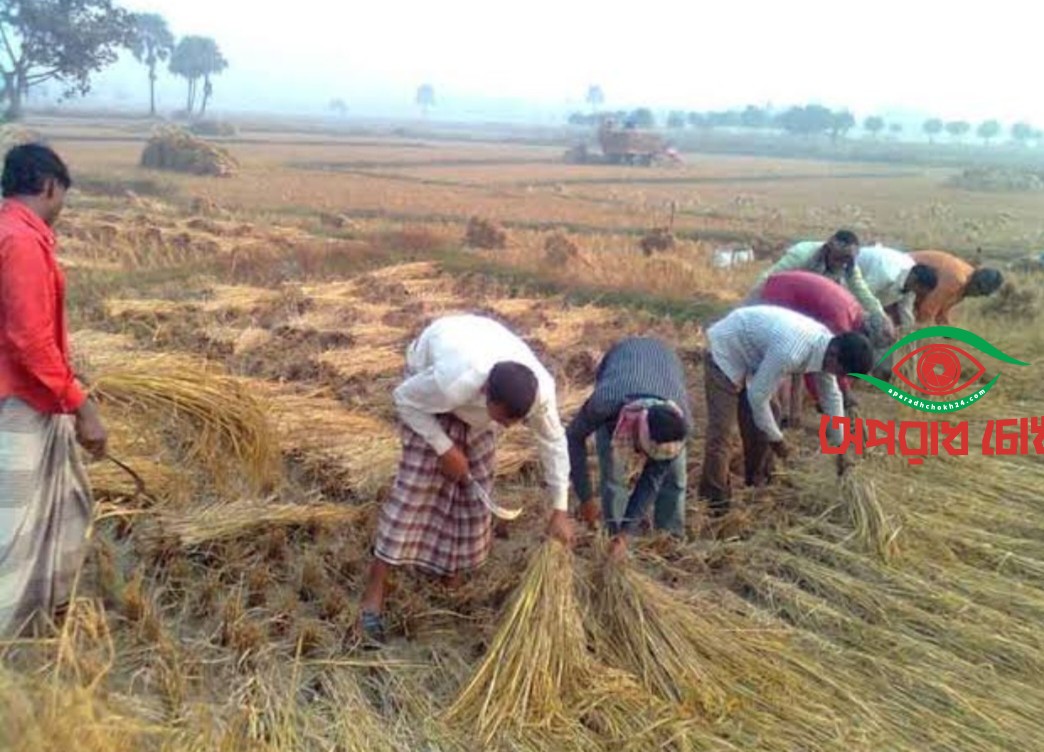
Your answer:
[0,144,107,637]
[755,270,890,423]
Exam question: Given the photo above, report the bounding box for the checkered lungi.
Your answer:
[374,414,497,576]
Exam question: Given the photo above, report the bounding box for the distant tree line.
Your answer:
[569,91,1044,148]
[0,0,227,120]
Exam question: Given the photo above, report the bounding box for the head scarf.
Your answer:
[612,397,686,467]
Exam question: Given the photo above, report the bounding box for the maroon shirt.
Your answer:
[758,270,860,401]
[759,270,865,334]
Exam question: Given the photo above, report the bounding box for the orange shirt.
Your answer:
[910,250,974,325]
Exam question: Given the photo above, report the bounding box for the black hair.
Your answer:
[830,229,860,247]
[968,267,1004,297]
[831,332,874,375]
[909,264,939,291]
[487,361,538,420]
[647,404,687,443]
[2,143,71,198]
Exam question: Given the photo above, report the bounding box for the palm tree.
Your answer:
[129,13,175,116]
[169,36,228,116]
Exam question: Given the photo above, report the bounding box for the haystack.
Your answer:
[639,227,675,256]
[140,126,238,177]
[465,216,507,250]
[544,232,581,265]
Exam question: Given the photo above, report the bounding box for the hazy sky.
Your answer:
[102,0,1039,124]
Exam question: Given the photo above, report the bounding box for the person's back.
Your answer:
[758,270,864,335]
[407,314,554,403]
[857,245,915,300]
[708,304,832,385]
[910,250,974,324]
[593,337,692,425]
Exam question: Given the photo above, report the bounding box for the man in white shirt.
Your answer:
[357,314,573,645]
[697,305,874,515]
[856,245,939,330]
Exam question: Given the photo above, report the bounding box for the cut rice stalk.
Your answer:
[91,355,281,493]
[146,498,373,548]
[441,540,698,750]
[441,540,590,742]
[839,465,900,563]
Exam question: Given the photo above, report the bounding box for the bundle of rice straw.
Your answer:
[91,355,281,493]
[145,498,373,548]
[441,540,699,750]
[584,547,856,732]
[839,465,900,563]
[587,555,733,717]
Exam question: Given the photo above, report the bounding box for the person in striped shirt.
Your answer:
[748,230,893,342]
[855,245,939,330]
[566,337,692,558]
[698,305,874,515]
[755,270,881,421]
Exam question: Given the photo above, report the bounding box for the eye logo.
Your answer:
[893,343,984,397]
[851,325,1029,412]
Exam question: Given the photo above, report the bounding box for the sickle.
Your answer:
[468,477,523,521]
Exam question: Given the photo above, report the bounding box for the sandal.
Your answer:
[359,610,386,650]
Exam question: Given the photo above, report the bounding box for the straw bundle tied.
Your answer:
[441,540,698,750]
[145,498,373,548]
[91,355,281,493]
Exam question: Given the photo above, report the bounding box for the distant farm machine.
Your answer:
[564,119,681,166]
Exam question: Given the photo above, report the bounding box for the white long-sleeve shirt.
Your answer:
[393,314,570,511]
[707,305,844,445]
[856,244,917,327]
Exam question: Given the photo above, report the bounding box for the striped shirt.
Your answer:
[566,337,692,505]
[394,314,570,511]
[856,245,917,327]
[707,305,844,444]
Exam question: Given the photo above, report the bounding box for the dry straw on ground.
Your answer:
[91,355,281,493]
[839,464,900,562]
[442,540,698,750]
[145,498,373,548]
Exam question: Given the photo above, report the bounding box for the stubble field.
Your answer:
[4,117,1044,752]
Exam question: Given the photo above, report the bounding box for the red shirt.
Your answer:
[759,270,865,334]
[0,200,86,414]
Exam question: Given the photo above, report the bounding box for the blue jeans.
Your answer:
[595,425,686,537]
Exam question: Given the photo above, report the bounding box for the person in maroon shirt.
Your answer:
[0,144,107,636]
[755,270,891,424]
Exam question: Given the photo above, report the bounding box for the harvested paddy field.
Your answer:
[4,119,1044,752]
